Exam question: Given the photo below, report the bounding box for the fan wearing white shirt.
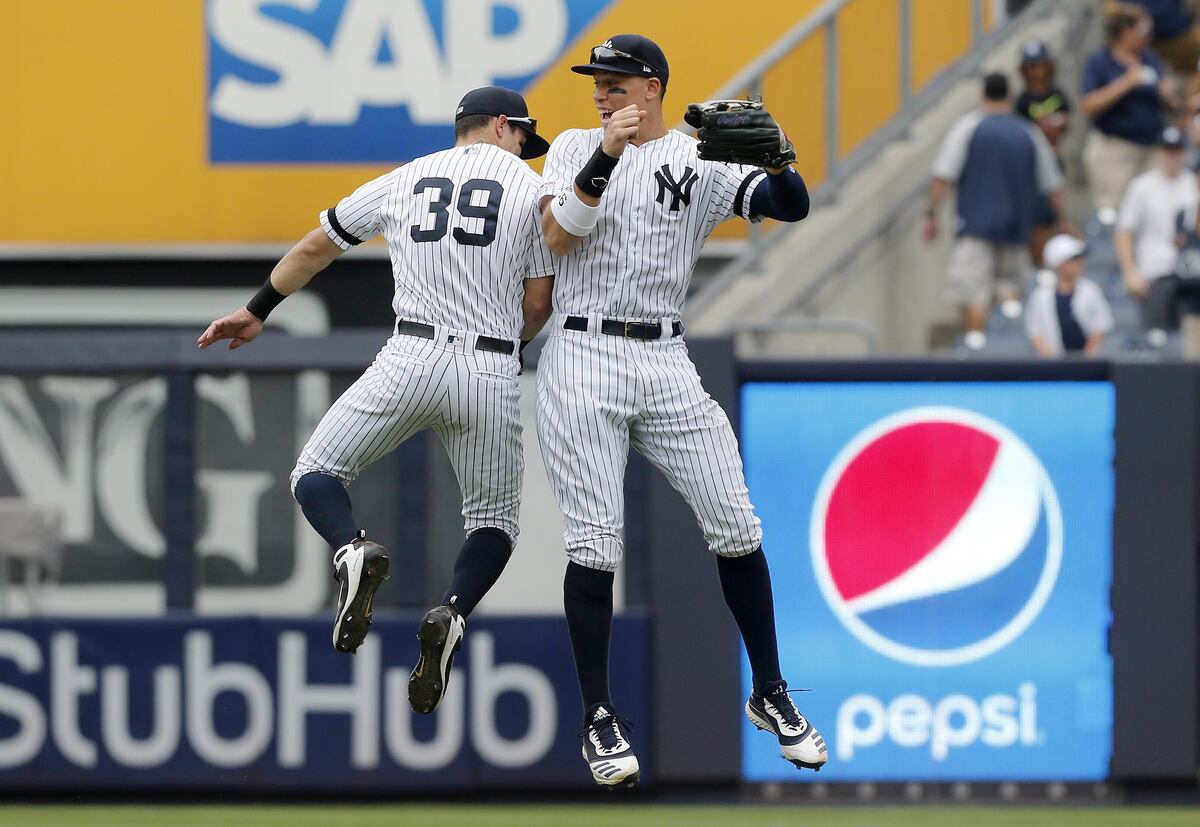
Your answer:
[1026,234,1114,356]
[1115,125,1199,328]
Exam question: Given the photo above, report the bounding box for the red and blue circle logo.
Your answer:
[810,408,1062,667]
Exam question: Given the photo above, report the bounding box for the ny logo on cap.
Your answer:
[654,164,699,212]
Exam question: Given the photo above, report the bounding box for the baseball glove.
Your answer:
[683,99,796,168]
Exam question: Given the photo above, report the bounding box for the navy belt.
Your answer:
[396,319,515,355]
[564,316,683,340]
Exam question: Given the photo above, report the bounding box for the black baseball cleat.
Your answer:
[746,683,828,771]
[331,530,390,653]
[580,702,640,789]
[408,603,466,714]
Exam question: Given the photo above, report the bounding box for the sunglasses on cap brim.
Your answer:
[503,115,538,133]
[589,44,655,74]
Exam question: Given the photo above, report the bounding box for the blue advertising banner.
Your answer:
[740,382,1114,782]
[0,614,649,789]
[206,0,610,163]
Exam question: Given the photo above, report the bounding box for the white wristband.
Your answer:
[550,189,600,237]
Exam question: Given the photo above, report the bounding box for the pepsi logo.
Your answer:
[810,408,1062,667]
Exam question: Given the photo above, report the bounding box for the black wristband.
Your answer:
[245,279,286,322]
[574,145,620,198]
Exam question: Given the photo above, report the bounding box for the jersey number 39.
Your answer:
[410,177,504,248]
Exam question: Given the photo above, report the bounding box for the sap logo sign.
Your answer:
[0,629,555,771]
[208,0,567,129]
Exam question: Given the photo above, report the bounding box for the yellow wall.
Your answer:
[2,1,389,244]
[1,0,820,244]
[765,32,829,186]
[2,0,991,245]
[838,0,902,156]
[913,0,973,91]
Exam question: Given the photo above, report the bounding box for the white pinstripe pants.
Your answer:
[535,322,762,571]
[291,328,523,542]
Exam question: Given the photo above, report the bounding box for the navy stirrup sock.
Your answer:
[441,528,513,617]
[293,471,360,551]
[717,548,785,696]
[563,561,615,714]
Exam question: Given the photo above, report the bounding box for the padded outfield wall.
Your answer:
[0,333,1194,787]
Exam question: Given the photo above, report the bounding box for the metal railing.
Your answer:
[687,0,1067,318]
[784,177,930,318]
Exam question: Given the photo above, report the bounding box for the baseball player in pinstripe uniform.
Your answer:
[537,35,826,787]
[198,87,554,715]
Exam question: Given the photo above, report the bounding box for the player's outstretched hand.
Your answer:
[601,104,646,158]
[198,307,264,350]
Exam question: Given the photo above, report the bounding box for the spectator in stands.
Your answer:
[1116,125,1199,328]
[1017,40,1073,150]
[925,72,1066,334]
[1016,39,1072,265]
[1026,234,1114,356]
[1138,1,1200,109]
[1081,2,1179,212]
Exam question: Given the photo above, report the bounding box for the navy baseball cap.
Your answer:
[571,34,669,88]
[1020,39,1052,66]
[455,86,549,160]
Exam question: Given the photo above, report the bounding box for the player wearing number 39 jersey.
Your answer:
[536,35,827,787]
[198,87,554,717]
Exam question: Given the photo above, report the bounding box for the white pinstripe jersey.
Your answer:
[321,142,554,340]
[540,128,768,320]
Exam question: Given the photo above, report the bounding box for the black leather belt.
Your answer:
[396,319,515,355]
[563,316,683,340]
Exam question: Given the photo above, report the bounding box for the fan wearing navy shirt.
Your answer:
[925,72,1065,334]
[1080,2,1180,211]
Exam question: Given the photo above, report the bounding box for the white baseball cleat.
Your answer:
[331,530,390,653]
[746,684,828,771]
[580,703,640,788]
